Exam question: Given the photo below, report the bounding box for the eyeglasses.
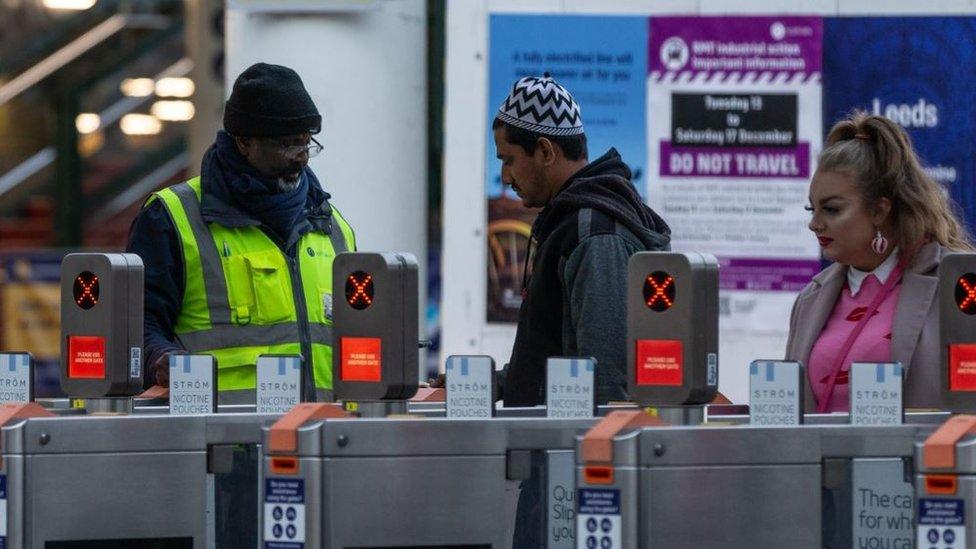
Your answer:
[266,136,323,158]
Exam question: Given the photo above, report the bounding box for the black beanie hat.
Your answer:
[223,63,322,137]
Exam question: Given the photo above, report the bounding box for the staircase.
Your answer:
[0,0,191,250]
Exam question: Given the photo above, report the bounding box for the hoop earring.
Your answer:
[871,229,889,255]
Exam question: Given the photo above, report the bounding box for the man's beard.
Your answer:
[277,175,302,193]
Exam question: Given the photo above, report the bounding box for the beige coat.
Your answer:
[784,242,948,411]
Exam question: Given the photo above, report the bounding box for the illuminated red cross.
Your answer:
[645,275,674,309]
[960,277,976,310]
[347,273,373,306]
[76,275,98,305]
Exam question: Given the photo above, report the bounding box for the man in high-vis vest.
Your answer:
[126,63,355,403]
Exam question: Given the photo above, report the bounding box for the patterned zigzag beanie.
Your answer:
[496,73,584,136]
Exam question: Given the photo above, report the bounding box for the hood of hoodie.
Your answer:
[532,148,671,250]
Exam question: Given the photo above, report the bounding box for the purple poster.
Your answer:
[645,17,825,403]
[646,16,823,291]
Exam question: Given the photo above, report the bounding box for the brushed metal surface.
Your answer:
[205,413,277,444]
[324,455,508,547]
[83,397,134,414]
[818,424,934,458]
[1,415,207,454]
[642,464,821,548]
[262,418,603,548]
[635,426,822,466]
[21,452,207,546]
[273,418,601,458]
[0,413,273,548]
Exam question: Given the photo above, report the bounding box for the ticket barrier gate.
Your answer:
[261,410,600,548]
[576,420,936,549]
[0,252,278,547]
[707,410,951,426]
[914,416,976,549]
[0,407,276,548]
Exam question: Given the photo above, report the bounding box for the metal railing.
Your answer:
[0,13,171,108]
[0,57,192,204]
[0,9,189,247]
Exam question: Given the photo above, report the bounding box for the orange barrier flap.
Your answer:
[583,465,615,485]
[138,385,169,399]
[410,388,446,402]
[269,403,351,454]
[925,474,958,495]
[923,414,976,470]
[0,403,54,452]
[710,392,733,405]
[582,410,666,465]
[270,456,300,475]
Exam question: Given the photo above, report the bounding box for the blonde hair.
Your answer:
[818,111,974,260]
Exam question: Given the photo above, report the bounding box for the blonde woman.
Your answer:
[786,112,973,412]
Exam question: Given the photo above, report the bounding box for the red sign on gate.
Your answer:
[340,337,382,382]
[636,339,683,386]
[67,335,106,379]
[949,343,976,392]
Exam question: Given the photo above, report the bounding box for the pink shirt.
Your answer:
[807,273,902,412]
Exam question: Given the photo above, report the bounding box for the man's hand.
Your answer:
[152,353,170,387]
[427,373,446,388]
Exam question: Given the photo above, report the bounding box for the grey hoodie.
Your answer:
[503,148,671,406]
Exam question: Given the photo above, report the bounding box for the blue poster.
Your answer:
[486,14,648,199]
[484,14,647,322]
[823,17,976,233]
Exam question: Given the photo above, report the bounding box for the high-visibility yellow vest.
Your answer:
[150,176,355,395]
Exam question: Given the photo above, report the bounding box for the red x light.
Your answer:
[643,271,675,312]
[73,271,99,310]
[345,270,374,310]
[956,273,976,315]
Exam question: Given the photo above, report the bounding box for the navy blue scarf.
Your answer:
[201,131,326,242]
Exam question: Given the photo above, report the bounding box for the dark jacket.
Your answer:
[126,134,337,387]
[503,148,671,406]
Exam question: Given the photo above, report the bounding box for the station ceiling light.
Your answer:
[155,77,194,98]
[43,0,97,9]
[75,113,100,134]
[120,78,155,98]
[120,114,162,136]
[151,100,195,122]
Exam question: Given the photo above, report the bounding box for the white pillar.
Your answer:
[225,1,429,372]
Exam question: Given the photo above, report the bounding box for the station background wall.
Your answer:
[224,1,431,370]
[441,0,976,403]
